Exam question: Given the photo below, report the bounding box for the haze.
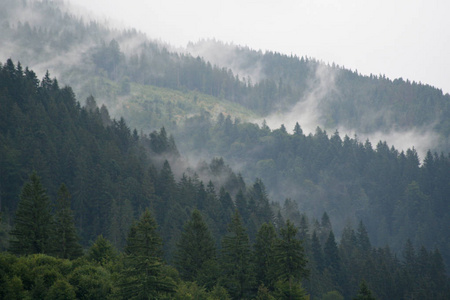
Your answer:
[69,0,450,94]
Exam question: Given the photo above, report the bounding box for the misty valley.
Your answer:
[0,1,450,299]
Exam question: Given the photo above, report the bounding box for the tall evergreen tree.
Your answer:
[274,219,309,297]
[9,172,53,255]
[311,230,324,272]
[356,221,371,256]
[119,208,175,299]
[254,222,278,290]
[324,230,342,289]
[220,210,255,299]
[52,183,83,259]
[175,209,217,285]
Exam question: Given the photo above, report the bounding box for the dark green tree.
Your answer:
[119,208,175,299]
[324,230,342,289]
[9,172,53,255]
[311,230,324,272]
[356,221,371,255]
[220,210,255,299]
[52,183,83,259]
[87,235,117,266]
[254,222,278,290]
[353,280,376,300]
[46,279,76,300]
[274,220,309,297]
[175,209,217,285]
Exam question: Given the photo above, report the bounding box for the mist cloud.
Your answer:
[186,40,266,83]
[260,63,337,134]
[257,63,440,158]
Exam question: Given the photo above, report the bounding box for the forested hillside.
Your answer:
[2,0,450,152]
[176,113,450,264]
[188,40,450,150]
[2,1,450,299]
[1,59,449,299]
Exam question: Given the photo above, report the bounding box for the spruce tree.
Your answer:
[311,230,324,272]
[324,230,342,289]
[254,222,277,290]
[220,210,255,299]
[353,280,376,300]
[52,183,83,259]
[274,219,309,297]
[9,172,53,255]
[119,208,175,299]
[87,235,117,266]
[175,209,217,284]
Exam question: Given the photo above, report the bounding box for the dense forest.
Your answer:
[1,60,449,299]
[1,0,450,299]
[2,0,450,151]
[174,112,450,265]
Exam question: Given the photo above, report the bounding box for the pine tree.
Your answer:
[52,183,83,259]
[220,210,255,299]
[353,280,376,300]
[324,230,342,289]
[175,209,217,285]
[356,221,371,252]
[311,230,324,272]
[274,219,309,297]
[87,235,117,266]
[119,208,175,299]
[9,172,53,255]
[254,222,277,290]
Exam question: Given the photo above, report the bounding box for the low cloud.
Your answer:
[186,39,266,83]
[260,63,337,134]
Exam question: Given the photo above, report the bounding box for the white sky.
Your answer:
[69,0,450,94]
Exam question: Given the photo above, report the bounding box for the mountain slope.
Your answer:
[3,0,450,154]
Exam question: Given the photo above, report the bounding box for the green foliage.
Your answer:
[220,211,255,299]
[272,279,308,300]
[46,279,76,300]
[118,208,176,299]
[68,264,113,300]
[3,275,29,300]
[173,281,209,300]
[87,235,117,266]
[254,222,278,289]
[207,285,231,300]
[9,172,53,255]
[275,220,309,283]
[52,184,83,259]
[353,280,376,300]
[321,290,344,300]
[175,209,217,286]
[1,38,450,300]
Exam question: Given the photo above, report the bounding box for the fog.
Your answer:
[186,40,266,84]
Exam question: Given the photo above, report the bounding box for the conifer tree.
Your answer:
[254,222,278,290]
[356,221,371,254]
[324,230,342,288]
[274,219,309,297]
[175,209,217,285]
[311,230,324,272]
[87,235,117,266]
[9,172,53,255]
[220,210,255,299]
[353,280,376,300]
[119,208,175,299]
[52,183,83,259]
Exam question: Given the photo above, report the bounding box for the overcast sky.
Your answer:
[69,0,450,94]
